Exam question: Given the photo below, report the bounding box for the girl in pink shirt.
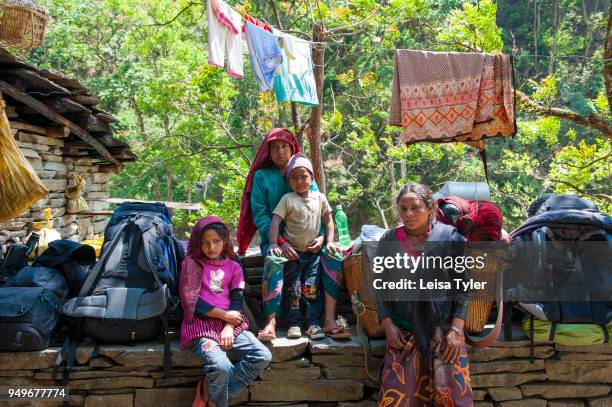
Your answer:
[179,216,271,407]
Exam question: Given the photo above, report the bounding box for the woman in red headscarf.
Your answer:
[237,128,349,341]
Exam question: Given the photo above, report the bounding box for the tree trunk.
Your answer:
[605,0,612,115]
[549,0,558,74]
[166,163,173,201]
[308,25,327,193]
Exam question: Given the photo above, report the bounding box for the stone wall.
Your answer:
[0,334,609,407]
[0,125,111,243]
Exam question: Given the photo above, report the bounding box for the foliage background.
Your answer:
[24,0,611,240]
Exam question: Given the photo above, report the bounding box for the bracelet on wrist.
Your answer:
[449,326,464,336]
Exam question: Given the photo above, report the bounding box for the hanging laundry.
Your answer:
[207,0,243,78]
[244,21,283,92]
[0,91,48,223]
[242,14,272,33]
[389,50,515,145]
[273,31,319,106]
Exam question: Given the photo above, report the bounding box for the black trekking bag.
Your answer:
[509,194,612,358]
[60,202,184,379]
[0,238,86,351]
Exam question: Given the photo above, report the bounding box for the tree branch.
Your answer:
[325,5,380,35]
[549,178,612,202]
[516,90,612,140]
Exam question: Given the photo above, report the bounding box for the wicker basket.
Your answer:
[343,253,385,338]
[0,0,49,50]
[464,246,499,334]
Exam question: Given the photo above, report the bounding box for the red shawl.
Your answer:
[437,196,503,241]
[180,216,235,323]
[236,128,301,255]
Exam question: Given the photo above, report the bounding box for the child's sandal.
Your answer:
[307,325,325,340]
[287,326,302,339]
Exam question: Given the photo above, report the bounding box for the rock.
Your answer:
[488,340,538,348]
[487,386,522,401]
[469,346,555,362]
[95,341,201,368]
[474,403,494,407]
[89,201,110,212]
[471,372,547,388]
[546,360,612,383]
[87,192,109,200]
[41,179,68,193]
[76,158,93,166]
[260,367,321,381]
[135,388,193,407]
[0,349,59,370]
[84,394,133,407]
[35,370,149,380]
[0,370,34,377]
[559,353,612,361]
[106,365,159,372]
[92,173,110,183]
[588,396,612,407]
[473,390,488,401]
[547,401,585,407]
[88,389,135,395]
[43,161,67,173]
[323,367,368,380]
[229,388,249,405]
[250,380,363,402]
[270,357,310,369]
[50,198,68,208]
[471,359,545,374]
[20,148,41,159]
[370,339,387,357]
[498,399,546,407]
[337,401,377,407]
[27,157,43,171]
[68,376,154,391]
[89,356,115,368]
[40,153,63,163]
[154,376,200,387]
[555,344,612,354]
[149,368,202,379]
[17,133,64,147]
[265,337,309,363]
[311,354,366,367]
[309,335,364,355]
[520,384,610,399]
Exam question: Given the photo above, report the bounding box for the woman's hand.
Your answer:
[441,327,465,363]
[268,243,283,257]
[382,318,406,349]
[281,242,299,260]
[222,310,243,325]
[325,242,342,257]
[220,324,235,351]
[305,236,325,253]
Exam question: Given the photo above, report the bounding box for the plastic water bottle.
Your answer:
[335,205,352,248]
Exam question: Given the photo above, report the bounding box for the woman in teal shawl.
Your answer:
[237,128,349,340]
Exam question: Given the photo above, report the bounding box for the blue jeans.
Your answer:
[191,331,272,407]
[283,250,323,327]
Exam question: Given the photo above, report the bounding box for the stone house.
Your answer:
[0,47,135,243]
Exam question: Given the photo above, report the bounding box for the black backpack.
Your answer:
[0,233,39,285]
[0,265,69,351]
[62,202,184,378]
[509,194,612,349]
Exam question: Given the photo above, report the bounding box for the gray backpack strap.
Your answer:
[78,221,130,297]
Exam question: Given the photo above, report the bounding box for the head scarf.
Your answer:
[180,216,234,322]
[236,128,301,255]
[284,153,314,182]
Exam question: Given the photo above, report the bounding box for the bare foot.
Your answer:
[257,316,276,341]
[207,400,217,407]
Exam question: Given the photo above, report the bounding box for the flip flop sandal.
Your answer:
[257,331,276,342]
[325,315,352,339]
[287,326,302,339]
[307,325,325,340]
